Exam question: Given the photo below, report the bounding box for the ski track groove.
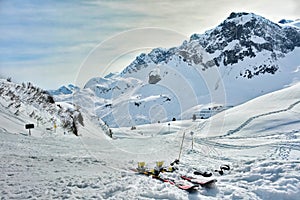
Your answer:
[195,138,300,151]
[195,138,261,150]
[214,100,300,139]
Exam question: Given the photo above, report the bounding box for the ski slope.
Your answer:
[1,83,300,199]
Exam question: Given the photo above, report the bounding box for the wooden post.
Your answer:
[178,131,186,160]
[192,136,194,150]
[53,122,57,133]
[190,131,194,150]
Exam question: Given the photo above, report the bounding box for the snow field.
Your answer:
[1,83,300,199]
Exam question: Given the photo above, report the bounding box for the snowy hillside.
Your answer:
[0,79,85,136]
[73,12,300,127]
[194,82,300,139]
[1,81,300,199]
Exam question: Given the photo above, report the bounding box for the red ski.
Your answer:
[153,175,199,192]
[180,176,217,188]
[130,168,199,192]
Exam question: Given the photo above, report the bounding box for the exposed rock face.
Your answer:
[189,12,300,78]
[122,12,300,79]
[148,74,161,84]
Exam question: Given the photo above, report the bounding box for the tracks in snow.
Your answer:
[190,100,300,161]
[216,100,300,139]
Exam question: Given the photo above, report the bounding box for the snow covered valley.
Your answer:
[1,82,300,199]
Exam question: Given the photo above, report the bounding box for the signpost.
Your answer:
[25,124,34,136]
[190,131,194,150]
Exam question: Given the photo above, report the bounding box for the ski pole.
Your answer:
[178,131,186,160]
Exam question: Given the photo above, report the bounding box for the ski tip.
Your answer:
[201,179,217,189]
[186,186,199,193]
[178,184,199,192]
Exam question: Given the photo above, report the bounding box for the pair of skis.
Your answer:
[151,173,216,192]
[152,175,200,192]
[131,168,217,192]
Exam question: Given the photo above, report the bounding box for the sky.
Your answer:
[0,0,299,89]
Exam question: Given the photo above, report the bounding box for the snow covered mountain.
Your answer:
[61,12,300,127]
[0,79,84,136]
[279,18,300,29]
[48,84,79,96]
[123,12,299,78]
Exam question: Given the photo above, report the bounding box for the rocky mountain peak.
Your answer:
[187,12,300,78]
[120,12,300,79]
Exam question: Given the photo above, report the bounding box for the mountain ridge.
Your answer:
[121,12,300,79]
[53,12,300,127]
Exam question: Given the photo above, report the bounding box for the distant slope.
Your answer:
[48,84,79,96]
[195,82,300,138]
